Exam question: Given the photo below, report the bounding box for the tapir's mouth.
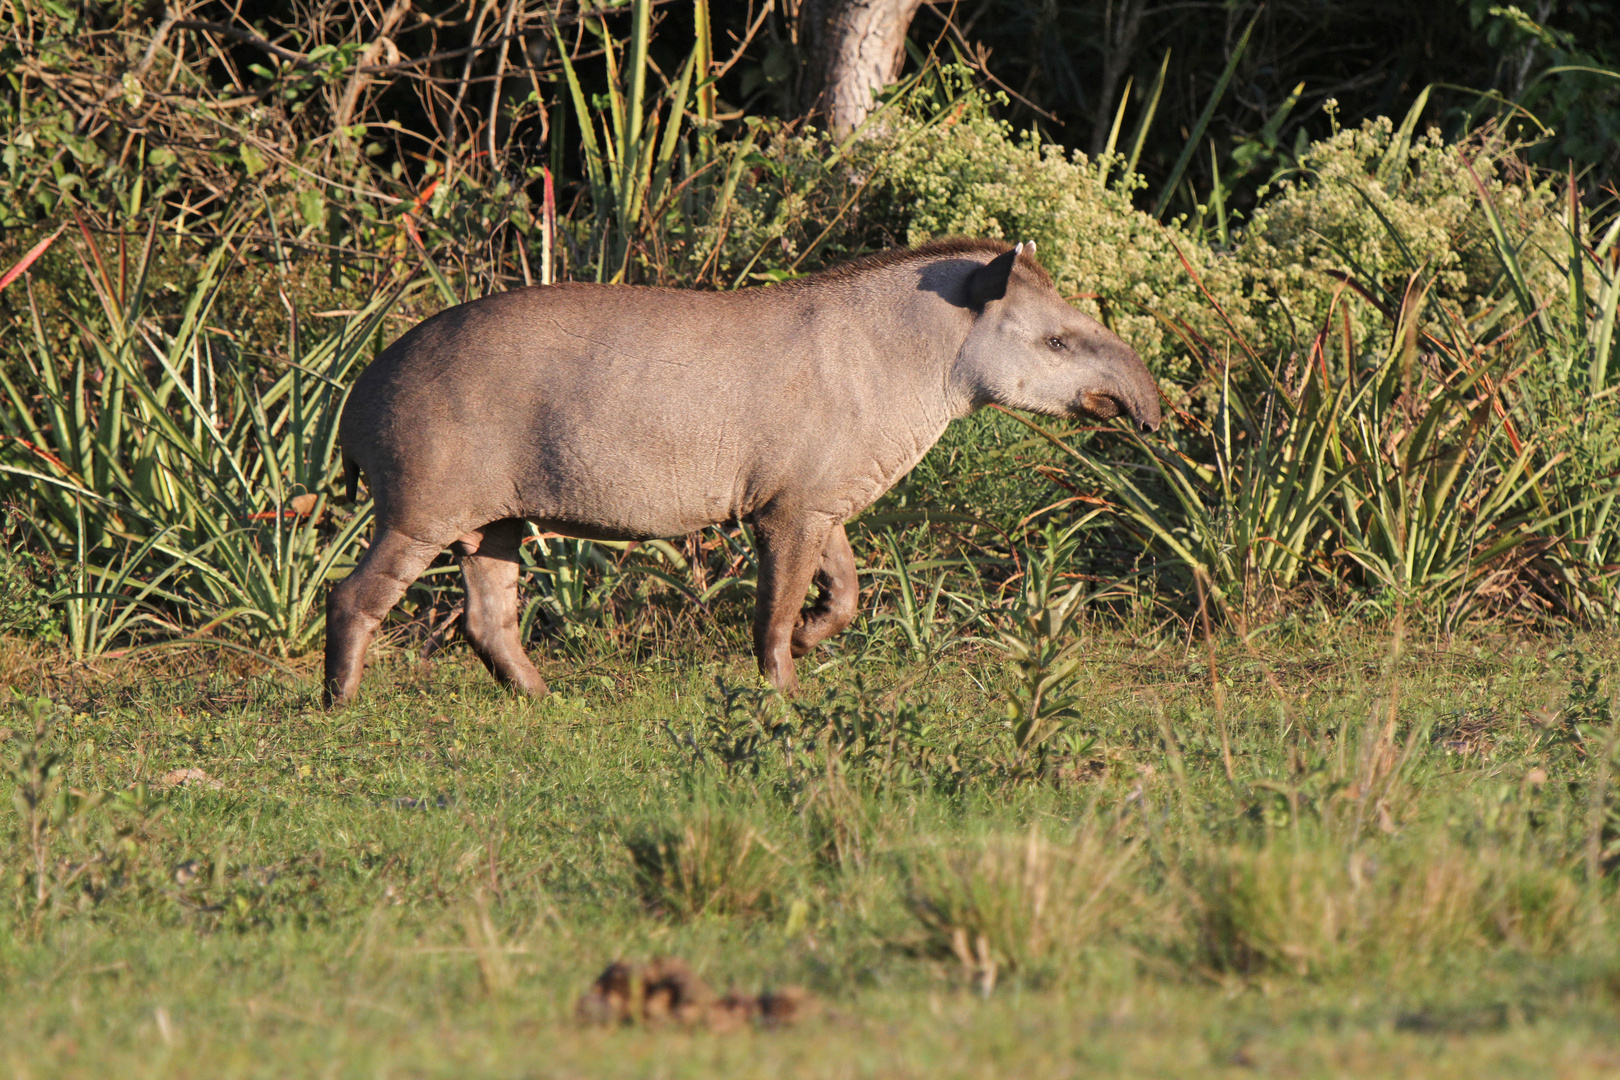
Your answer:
[1077,390,1162,433]
[1077,391,1123,420]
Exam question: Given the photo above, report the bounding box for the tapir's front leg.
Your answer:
[458,518,548,696]
[791,523,858,658]
[751,508,836,693]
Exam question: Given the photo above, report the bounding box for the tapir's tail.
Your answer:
[343,456,360,504]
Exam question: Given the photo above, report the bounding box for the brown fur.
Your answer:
[787,238,1056,290]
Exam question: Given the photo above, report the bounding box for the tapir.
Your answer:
[324,239,1161,705]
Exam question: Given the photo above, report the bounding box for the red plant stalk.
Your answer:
[0,224,67,294]
[542,166,556,286]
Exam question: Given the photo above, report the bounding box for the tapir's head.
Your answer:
[951,243,1162,433]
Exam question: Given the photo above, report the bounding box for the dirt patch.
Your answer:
[575,958,819,1031]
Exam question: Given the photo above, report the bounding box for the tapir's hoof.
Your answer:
[762,671,800,696]
[494,661,548,697]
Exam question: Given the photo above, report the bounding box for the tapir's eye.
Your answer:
[1046,336,1067,352]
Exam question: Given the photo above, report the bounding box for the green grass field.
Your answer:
[4,624,1620,1079]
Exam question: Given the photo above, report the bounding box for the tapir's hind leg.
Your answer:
[791,523,858,658]
[458,518,547,696]
[325,526,446,707]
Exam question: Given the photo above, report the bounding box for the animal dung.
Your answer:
[157,767,223,790]
[574,958,818,1031]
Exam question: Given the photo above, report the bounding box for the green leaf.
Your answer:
[1153,11,1260,220]
[239,144,268,177]
[297,189,324,231]
[120,72,144,110]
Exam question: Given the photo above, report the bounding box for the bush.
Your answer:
[0,511,64,644]
[1235,112,1565,353]
[902,823,1142,987]
[624,802,786,920]
[655,122,864,287]
[0,227,389,658]
[862,95,1253,393]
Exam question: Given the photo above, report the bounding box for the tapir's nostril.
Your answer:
[1140,418,1159,434]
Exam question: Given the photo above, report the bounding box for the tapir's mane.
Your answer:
[786,238,1054,290]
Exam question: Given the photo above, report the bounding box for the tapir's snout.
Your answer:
[1112,344,1162,435]
[1076,342,1162,434]
[1137,394,1162,434]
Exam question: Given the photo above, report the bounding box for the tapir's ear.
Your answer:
[967,244,1020,307]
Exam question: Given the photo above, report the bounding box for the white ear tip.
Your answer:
[1024,240,1037,255]
[1013,242,1023,256]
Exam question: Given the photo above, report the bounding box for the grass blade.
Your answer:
[1153,11,1260,220]
[1125,49,1169,181]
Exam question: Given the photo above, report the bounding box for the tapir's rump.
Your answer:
[324,239,1161,706]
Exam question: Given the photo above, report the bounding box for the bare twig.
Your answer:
[333,0,412,138]
[446,0,499,166]
[170,19,318,69]
[487,0,521,166]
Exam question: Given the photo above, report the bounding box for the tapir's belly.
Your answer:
[514,461,749,541]
[510,393,762,535]
[384,388,764,543]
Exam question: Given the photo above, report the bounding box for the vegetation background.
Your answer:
[4,1,1620,1076]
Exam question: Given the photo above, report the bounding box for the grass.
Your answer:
[4,623,1620,1078]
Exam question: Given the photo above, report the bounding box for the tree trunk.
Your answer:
[1089,0,1146,157]
[795,0,924,137]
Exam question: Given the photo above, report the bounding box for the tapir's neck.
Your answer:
[815,258,981,420]
[812,261,980,503]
